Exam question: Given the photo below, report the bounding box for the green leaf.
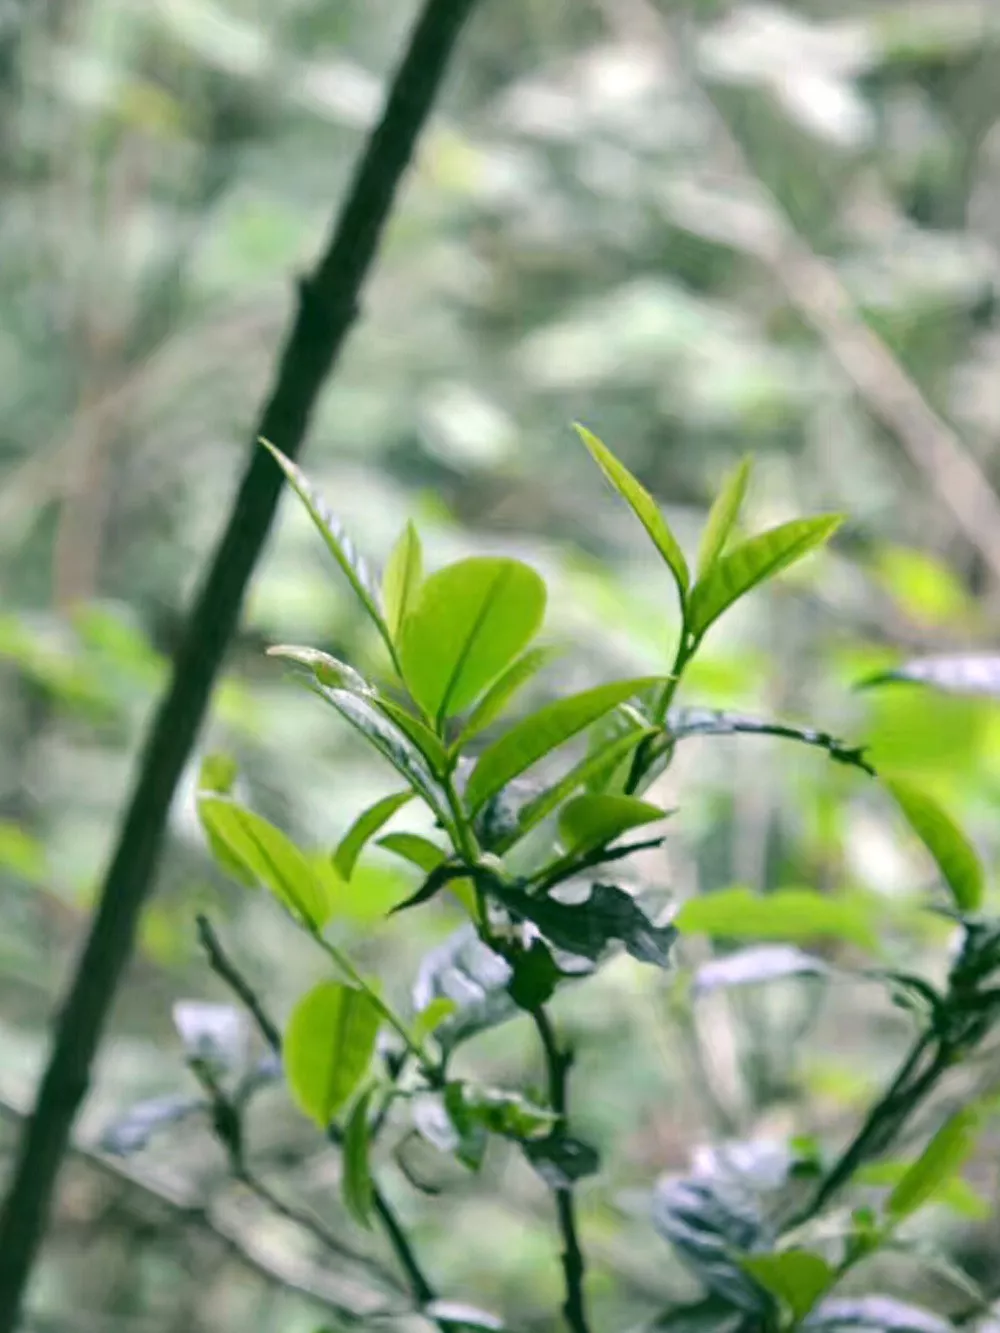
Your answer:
[382,520,423,641]
[456,646,557,747]
[688,515,842,640]
[198,752,239,795]
[674,887,879,951]
[490,881,676,967]
[697,456,752,579]
[198,797,333,929]
[342,1088,375,1227]
[575,424,689,599]
[196,759,257,887]
[334,791,414,880]
[266,645,371,693]
[557,793,668,856]
[740,1251,835,1321]
[856,1161,989,1219]
[411,997,459,1042]
[316,686,448,820]
[464,677,662,816]
[376,832,447,873]
[886,1106,981,1221]
[284,981,381,1128]
[884,777,984,912]
[261,442,388,643]
[524,1134,600,1188]
[374,698,450,776]
[448,1081,558,1142]
[398,557,546,722]
[857,655,1000,698]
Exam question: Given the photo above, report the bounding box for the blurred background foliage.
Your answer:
[4,0,1000,1329]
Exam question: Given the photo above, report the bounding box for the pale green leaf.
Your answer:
[575,423,689,599]
[399,557,546,722]
[284,981,381,1128]
[558,793,668,855]
[696,456,752,579]
[412,997,459,1043]
[740,1251,835,1320]
[382,521,423,641]
[688,515,843,640]
[456,646,557,748]
[887,1107,982,1220]
[377,832,448,873]
[674,887,878,951]
[884,777,984,912]
[856,1161,990,1219]
[334,791,414,880]
[266,644,371,693]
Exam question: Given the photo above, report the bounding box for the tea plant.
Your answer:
[124,431,1000,1333]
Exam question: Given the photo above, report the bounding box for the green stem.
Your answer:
[625,632,695,795]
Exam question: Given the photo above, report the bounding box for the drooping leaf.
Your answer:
[284,981,381,1128]
[739,1251,834,1321]
[802,1298,953,1333]
[688,516,843,641]
[315,686,448,820]
[377,832,448,874]
[883,778,984,912]
[575,423,689,599]
[464,677,662,816]
[490,881,676,968]
[653,1174,774,1314]
[666,708,874,776]
[382,521,423,641]
[265,645,371,694]
[261,442,387,641]
[697,456,753,578]
[855,1161,989,1220]
[412,926,518,1053]
[557,793,668,856]
[456,646,557,747]
[198,797,333,929]
[886,1106,981,1221]
[334,791,414,880]
[857,655,1000,698]
[342,1087,375,1227]
[398,557,546,721]
[375,697,450,776]
[524,1134,600,1188]
[674,887,879,951]
[693,946,827,995]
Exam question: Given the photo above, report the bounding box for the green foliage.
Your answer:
[696,457,753,579]
[283,981,382,1128]
[738,1250,834,1321]
[382,521,423,643]
[884,777,985,911]
[674,887,879,950]
[342,1088,375,1228]
[334,791,415,880]
[885,1106,981,1221]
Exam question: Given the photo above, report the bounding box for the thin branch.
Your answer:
[196,915,282,1055]
[593,0,1000,591]
[532,1008,593,1333]
[0,2,482,1324]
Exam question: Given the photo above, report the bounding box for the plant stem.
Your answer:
[625,634,693,795]
[0,5,481,1325]
[532,1007,593,1333]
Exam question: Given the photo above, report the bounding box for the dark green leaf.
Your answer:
[557,793,668,856]
[524,1134,600,1188]
[262,442,388,643]
[449,1081,558,1142]
[266,645,371,693]
[857,655,1000,698]
[667,708,874,776]
[375,697,450,776]
[342,1087,375,1228]
[398,557,546,721]
[198,797,334,929]
[575,423,689,599]
[646,1297,749,1333]
[739,1252,834,1321]
[694,946,827,994]
[456,646,557,747]
[697,456,753,578]
[884,777,984,912]
[382,520,423,642]
[464,677,663,816]
[490,881,676,968]
[802,1298,953,1333]
[334,791,414,880]
[284,981,381,1128]
[688,516,842,640]
[886,1106,981,1220]
[674,887,878,951]
[507,939,564,1010]
[315,686,448,820]
[412,926,517,1053]
[377,832,447,874]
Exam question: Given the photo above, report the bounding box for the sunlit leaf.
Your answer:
[674,887,878,951]
[739,1251,834,1320]
[856,1161,989,1219]
[284,981,381,1128]
[697,456,752,579]
[557,793,668,856]
[688,515,842,640]
[198,752,239,795]
[884,777,984,911]
[382,521,423,641]
[575,423,689,599]
[399,557,546,721]
[198,797,333,929]
[886,1106,981,1221]
[334,791,414,880]
[456,646,557,747]
[857,655,1000,698]
[261,441,388,643]
[464,677,662,816]
[377,832,447,873]
[374,698,450,775]
[693,945,827,994]
[342,1087,375,1228]
[266,645,371,693]
[412,997,459,1042]
[666,708,874,775]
